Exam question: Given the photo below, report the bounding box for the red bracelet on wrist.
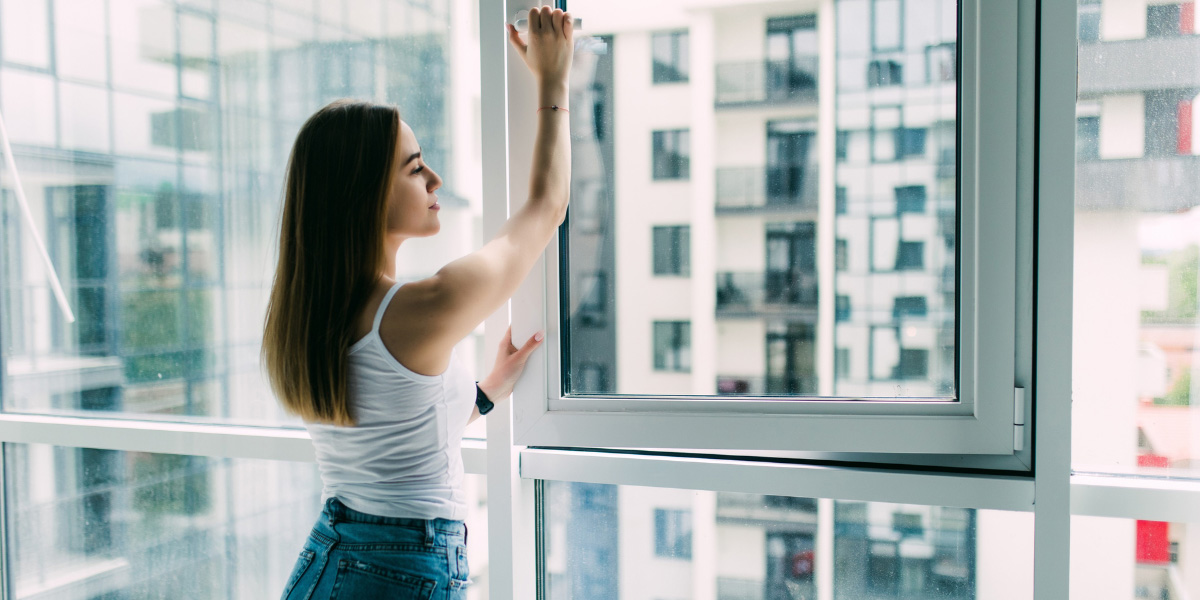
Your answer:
[538,105,569,113]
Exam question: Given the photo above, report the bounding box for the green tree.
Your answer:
[1160,369,1192,406]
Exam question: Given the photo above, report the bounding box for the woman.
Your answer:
[263,7,573,598]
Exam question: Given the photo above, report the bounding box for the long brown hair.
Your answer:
[263,99,400,426]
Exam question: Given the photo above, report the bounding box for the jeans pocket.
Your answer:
[329,558,437,600]
[455,545,470,583]
[281,549,316,600]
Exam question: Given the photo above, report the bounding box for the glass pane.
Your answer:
[1071,516,1197,600]
[543,481,1033,599]
[1073,0,1200,479]
[6,443,490,599]
[1,0,51,68]
[560,0,957,397]
[0,0,486,427]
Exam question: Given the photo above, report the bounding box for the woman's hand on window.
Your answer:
[479,326,545,403]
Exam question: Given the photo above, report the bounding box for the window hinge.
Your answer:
[1013,387,1027,452]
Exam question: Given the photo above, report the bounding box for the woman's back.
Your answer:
[305,282,476,521]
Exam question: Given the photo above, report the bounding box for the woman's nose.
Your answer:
[428,170,443,192]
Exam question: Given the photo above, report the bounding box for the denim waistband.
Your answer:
[321,497,466,536]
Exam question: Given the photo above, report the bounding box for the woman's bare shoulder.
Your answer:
[376,277,453,376]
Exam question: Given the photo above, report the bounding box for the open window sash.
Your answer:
[502,0,1027,458]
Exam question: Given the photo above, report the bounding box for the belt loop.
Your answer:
[325,498,338,527]
[424,519,436,546]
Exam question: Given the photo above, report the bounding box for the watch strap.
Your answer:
[475,384,495,415]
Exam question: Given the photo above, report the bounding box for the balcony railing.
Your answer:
[1077,155,1200,212]
[717,577,763,600]
[716,271,818,316]
[715,167,818,212]
[715,57,818,106]
[716,375,819,396]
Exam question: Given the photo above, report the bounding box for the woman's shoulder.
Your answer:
[376,277,454,376]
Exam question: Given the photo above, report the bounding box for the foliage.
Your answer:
[1142,245,1199,323]
[1158,369,1192,406]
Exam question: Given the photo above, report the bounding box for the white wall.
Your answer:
[619,487,697,600]
[717,320,767,376]
[1100,94,1146,160]
[1102,0,1148,41]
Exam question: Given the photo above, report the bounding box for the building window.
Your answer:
[835,239,848,271]
[654,508,693,559]
[653,321,691,372]
[894,128,927,159]
[893,296,928,319]
[836,187,848,215]
[1078,1,1102,42]
[925,42,956,83]
[867,59,903,87]
[1076,115,1100,160]
[835,347,851,379]
[836,130,849,161]
[653,225,690,276]
[895,241,924,271]
[835,295,851,322]
[652,129,690,180]
[766,322,817,395]
[894,348,929,380]
[1147,3,1187,37]
[895,185,927,214]
[652,30,689,83]
[872,0,903,51]
[576,272,607,328]
[575,363,608,393]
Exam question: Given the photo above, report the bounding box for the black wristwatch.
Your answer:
[475,384,495,415]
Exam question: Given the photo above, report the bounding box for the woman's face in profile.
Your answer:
[385,120,443,239]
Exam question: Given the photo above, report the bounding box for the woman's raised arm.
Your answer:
[383,6,574,373]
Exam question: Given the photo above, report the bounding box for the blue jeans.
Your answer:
[282,497,470,600]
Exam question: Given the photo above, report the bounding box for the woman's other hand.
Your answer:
[479,326,544,404]
[507,6,574,88]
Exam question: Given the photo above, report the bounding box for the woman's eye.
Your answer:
[412,165,424,175]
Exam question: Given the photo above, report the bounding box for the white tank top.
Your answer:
[305,281,476,521]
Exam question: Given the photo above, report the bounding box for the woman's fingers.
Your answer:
[528,6,541,31]
[516,331,545,360]
[507,24,527,57]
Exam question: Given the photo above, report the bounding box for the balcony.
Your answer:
[1079,36,1200,95]
[1077,155,1200,212]
[716,271,818,318]
[715,167,818,213]
[717,491,819,523]
[716,375,819,396]
[715,58,818,107]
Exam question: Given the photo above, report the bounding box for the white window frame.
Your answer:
[0,3,1199,600]
[506,0,1026,457]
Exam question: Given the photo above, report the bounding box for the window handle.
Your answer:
[0,109,76,323]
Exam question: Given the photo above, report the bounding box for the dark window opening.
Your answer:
[653,129,691,180]
[652,30,689,83]
[653,226,691,276]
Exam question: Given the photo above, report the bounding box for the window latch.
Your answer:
[1013,387,1027,452]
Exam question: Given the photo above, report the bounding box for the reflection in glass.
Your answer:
[1073,0,1200,481]
[1072,516,1198,600]
[0,0,484,424]
[562,0,957,398]
[5,443,491,600]
[543,481,1032,600]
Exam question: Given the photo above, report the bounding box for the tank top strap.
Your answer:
[372,281,405,333]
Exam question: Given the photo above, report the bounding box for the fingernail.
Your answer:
[534,332,544,342]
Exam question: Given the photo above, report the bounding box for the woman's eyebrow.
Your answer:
[401,150,422,166]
